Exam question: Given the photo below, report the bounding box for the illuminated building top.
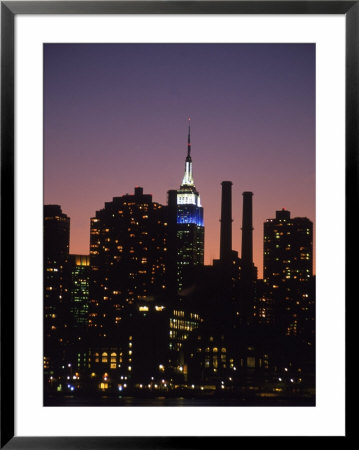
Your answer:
[181,120,194,187]
[177,120,202,212]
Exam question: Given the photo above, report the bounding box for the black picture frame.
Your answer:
[1,1,353,447]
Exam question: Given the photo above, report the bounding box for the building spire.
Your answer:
[181,118,194,187]
[187,117,191,158]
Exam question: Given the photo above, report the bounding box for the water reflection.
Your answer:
[45,394,314,407]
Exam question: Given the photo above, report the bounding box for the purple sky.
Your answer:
[44,43,315,278]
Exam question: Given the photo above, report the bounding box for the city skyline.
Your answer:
[44,43,315,278]
[44,190,315,405]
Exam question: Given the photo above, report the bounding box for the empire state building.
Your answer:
[176,120,204,290]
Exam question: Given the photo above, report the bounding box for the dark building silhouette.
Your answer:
[264,209,313,285]
[56,254,91,380]
[88,187,168,342]
[43,205,70,374]
[167,302,203,382]
[83,187,173,390]
[43,151,315,403]
[254,279,274,325]
[87,304,169,391]
[213,186,258,325]
[176,121,204,290]
[263,209,314,342]
[166,189,178,299]
[68,254,90,329]
[44,205,70,258]
[179,183,254,385]
[215,180,241,300]
[172,181,239,382]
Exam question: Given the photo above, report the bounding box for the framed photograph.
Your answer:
[1,1,353,447]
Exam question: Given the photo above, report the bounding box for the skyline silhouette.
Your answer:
[44,43,315,278]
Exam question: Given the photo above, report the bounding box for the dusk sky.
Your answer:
[44,43,315,278]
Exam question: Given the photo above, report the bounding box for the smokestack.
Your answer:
[241,192,253,265]
[220,181,233,262]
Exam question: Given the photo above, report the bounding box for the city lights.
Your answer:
[44,101,314,406]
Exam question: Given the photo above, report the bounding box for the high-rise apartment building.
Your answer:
[263,209,314,339]
[176,121,204,290]
[264,208,313,284]
[88,187,168,342]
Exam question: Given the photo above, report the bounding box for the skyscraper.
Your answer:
[43,205,70,373]
[44,205,70,259]
[264,209,313,285]
[263,209,314,339]
[86,187,170,386]
[69,254,90,329]
[176,121,204,290]
[88,187,168,341]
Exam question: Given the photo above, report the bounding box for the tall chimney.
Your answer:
[241,192,253,265]
[220,181,233,262]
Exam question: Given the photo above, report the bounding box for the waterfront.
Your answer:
[45,393,315,407]
[43,44,316,412]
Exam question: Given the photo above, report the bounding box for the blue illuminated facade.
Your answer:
[177,203,204,227]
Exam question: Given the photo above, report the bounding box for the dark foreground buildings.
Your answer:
[44,205,70,375]
[262,209,315,345]
[88,186,168,338]
[44,130,315,404]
